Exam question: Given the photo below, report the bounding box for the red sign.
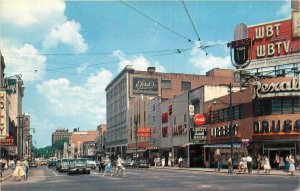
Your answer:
[248,19,300,60]
[193,114,206,126]
[0,136,14,146]
[137,127,151,137]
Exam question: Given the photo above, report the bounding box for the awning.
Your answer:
[126,149,145,154]
[203,143,241,148]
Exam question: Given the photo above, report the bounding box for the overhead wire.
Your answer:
[181,0,201,42]
[120,0,193,43]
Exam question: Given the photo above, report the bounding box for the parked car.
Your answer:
[137,159,150,168]
[68,158,90,175]
[29,161,38,168]
[57,158,70,172]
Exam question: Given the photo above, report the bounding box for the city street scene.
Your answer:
[0,0,299,191]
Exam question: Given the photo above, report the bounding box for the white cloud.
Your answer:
[36,69,113,123]
[277,0,291,17]
[2,44,47,81]
[76,63,88,74]
[0,0,66,27]
[43,21,88,54]
[189,41,232,74]
[113,50,166,72]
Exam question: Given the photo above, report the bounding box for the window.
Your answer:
[162,80,171,89]
[233,106,240,120]
[181,81,191,90]
[272,99,281,114]
[294,98,300,114]
[282,99,292,114]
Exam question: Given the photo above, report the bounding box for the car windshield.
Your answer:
[61,159,69,164]
[76,159,87,164]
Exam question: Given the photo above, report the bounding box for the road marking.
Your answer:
[50,169,59,176]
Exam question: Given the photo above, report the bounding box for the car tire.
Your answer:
[87,171,90,174]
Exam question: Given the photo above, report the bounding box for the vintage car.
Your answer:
[68,158,90,175]
[87,160,97,169]
[57,158,70,172]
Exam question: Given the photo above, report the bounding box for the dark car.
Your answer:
[136,159,150,168]
[48,160,57,168]
[68,158,90,175]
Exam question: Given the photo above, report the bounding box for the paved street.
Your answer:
[1,166,299,191]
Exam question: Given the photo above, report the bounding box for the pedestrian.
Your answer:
[274,153,280,170]
[116,155,125,176]
[257,155,262,174]
[289,155,295,176]
[12,160,25,181]
[178,157,183,169]
[227,157,233,174]
[241,156,247,173]
[263,156,271,173]
[154,157,157,167]
[246,154,253,174]
[285,154,290,172]
[161,157,165,168]
[103,156,113,176]
[98,159,102,172]
[168,158,171,167]
[21,159,29,180]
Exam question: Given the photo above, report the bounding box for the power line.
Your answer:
[181,0,201,42]
[120,0,193,43]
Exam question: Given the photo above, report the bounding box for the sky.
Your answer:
[0,0,292,147]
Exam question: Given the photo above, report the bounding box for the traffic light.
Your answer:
[168,103,173,115]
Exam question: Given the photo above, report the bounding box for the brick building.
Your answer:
[52,128,71,145]
[105,65,238,157]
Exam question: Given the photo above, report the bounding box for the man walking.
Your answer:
[116,155,125,176]
[246,154,253,174]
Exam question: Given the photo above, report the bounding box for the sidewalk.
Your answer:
[150,166,300,177]
[0,169,13,182]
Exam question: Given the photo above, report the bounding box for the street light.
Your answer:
[134,114,139,163]
[213,83,234,174]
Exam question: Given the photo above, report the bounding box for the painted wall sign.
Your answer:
[246,19,300,69]
[191,126,207,143]
[210,124,239,138]
[253,119,300,133]
[132,77,158,95]
[172,124,187,136]
[251,77,300,99]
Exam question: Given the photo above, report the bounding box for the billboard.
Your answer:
[130,75,161,97]
[246,19,300,69]
[0,91,8,139]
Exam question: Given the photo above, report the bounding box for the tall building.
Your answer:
[52,128,71,145]
[105,66,238,157]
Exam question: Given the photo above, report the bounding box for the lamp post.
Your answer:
[134,115,138,163]
[213,83,234,173]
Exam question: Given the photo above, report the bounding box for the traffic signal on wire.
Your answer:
[168,103,173,115]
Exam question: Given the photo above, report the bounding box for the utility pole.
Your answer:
[17,115,23,159]
[229,83,234,174]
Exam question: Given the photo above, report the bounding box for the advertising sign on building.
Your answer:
[247,19,300,69]
[0,91,8,139]
[130,75,161,97]
[137,127,151,137]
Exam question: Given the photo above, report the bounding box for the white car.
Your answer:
[87,160,96,169]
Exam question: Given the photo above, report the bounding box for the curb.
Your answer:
[149,167,300,177]
[0,174,12,182]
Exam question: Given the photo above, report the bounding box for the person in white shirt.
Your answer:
[246,154,253,174]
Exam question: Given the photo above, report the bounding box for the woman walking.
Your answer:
[12,160,25,181]
[103,156,113,176]
[289,155,295,176]
[263,156,271,173]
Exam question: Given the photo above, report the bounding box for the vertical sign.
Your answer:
[0,91,7,138]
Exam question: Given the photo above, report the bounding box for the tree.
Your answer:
[52,137,69,152]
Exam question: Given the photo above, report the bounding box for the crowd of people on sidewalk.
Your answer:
[11,159,29,181]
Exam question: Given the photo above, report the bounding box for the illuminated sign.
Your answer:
[253,119,300,133]
[0,136,14,146]
[0,91,8,138]
[137,127,151,137]
[251,77,300,99]
[191,126,207,143]
[247,19,300,69]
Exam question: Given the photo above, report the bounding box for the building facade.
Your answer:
[105,65,237,157]
[52,128,71,145]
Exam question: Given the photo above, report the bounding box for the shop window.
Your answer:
[218,110,224,122]
[282,99,293,114]
[181,81,191,90]
[272,99,282,114]
[233,106,239,120]
[162,80,171,89]
[223,108,229,121]
[293,98,300,114]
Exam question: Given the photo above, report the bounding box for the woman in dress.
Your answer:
[263,156,271,173]
[12,160,25,181]
[103,156,113,176]
[289,156,295,176]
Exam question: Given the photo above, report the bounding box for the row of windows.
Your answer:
[161,80,191,90]
[211,104,245,124]
[253,98,300,116]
